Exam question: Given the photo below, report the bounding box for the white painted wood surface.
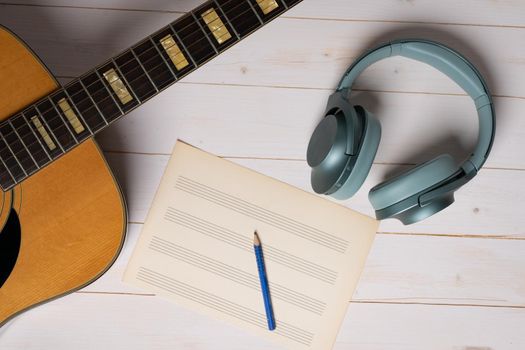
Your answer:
[0,1,524,349]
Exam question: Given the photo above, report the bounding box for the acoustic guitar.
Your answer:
[0,0,302,327]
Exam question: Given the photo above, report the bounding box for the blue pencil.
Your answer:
[253,231,276,331]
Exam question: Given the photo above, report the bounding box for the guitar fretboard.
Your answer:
[0,0,302,190]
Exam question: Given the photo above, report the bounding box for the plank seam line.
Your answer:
[179,83,525,101]
[77,291,155,296]
[74,291,525,310]
[2,3,525,30]
[377,232,525,241]
[284,15,525,30]
[351,300,525,310]
[102,151,525,173]
[55,77,525,101]
[125,221,525,241]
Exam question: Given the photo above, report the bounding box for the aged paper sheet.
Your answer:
[124,141,378,350]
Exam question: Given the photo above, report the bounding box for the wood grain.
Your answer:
[0,5,524,97]
[87,84,524,170]
[1,6,523,171]
[81,223,525,308]
[0,26,57,118]
[0,27,127,326]
[3,0,525,27]
[0,0,523,349]
[103,153,525,237]
[0,292,523,350]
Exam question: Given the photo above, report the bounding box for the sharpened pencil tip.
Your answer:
[253,231,261,246]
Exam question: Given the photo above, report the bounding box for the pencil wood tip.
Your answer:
[253,231,261,246]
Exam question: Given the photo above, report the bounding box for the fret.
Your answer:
[49,94,91,145]
[8,119,40,169]
[0,123,38,175]
[170,27,198,69]
[48,97,78,141]
[162,24,197,72]
[103,68,133,106]
[131,49,159,93]
[257,0,281,14]
[27,111,61,158]
[27,115,54,155]
[139,36,178,89]
[57,98,84,134]
[95,69,125,114]
[170,13,216,66]
[35,100,76,151]
[195,5,237,51]
[249,0,286,20]
[148,36,178,76]
[111,59,140,102]
[191,11,219,55]
[0,146,16,189]
[114,51,157,102]
[54,96,90,137]
[66,80,108,132]
[262,0,280,13]
[26,107,61,155]
[0,0,303,189]
[100,67,135,111]
[57,90,92,135]
[134,37,177,90]
[0,134,25,183]
[83,71,123,122]
[0,132,28,177]
[218,0,263,38]
[283,0,301,6]
[158,33,190,72]
[247,0,265,24]
[212,0,241,39]
[103,60,139,108]
[13,114,52,166]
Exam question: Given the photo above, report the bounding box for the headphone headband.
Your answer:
[336,39,495,176]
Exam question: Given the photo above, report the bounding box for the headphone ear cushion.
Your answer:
[330,107,381,200]
[368,154,457,211]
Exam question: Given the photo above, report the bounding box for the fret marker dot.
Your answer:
[201,8,232,45]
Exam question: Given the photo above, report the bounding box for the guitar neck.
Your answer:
[0,0,302,191]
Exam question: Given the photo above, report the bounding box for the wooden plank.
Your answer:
[338,303,525,350]
[182,19,525,98]
[0,6,178,78]
[3,0,525,28]
[87,83,523,170]
[0,293,523,350]
[103,153,525,236]
[355,234,525,307]
[1,1,523,348]
[1,6,524,97]
[83,223,525,308]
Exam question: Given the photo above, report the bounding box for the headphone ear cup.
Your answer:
[368,154,457,214]
[330,106,381,200]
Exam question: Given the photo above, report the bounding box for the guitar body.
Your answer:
[0,27,126,326]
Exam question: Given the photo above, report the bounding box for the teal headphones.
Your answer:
[307,39,495,225]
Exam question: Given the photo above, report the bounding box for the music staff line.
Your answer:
[164,208,338,284]
[149,236,327,315]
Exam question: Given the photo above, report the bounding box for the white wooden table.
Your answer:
[1,1,524,349]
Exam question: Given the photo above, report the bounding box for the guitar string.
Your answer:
[36,0,281,121]
[0,0,280,168]
[0,1,286,179]
[2,0,275,142]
